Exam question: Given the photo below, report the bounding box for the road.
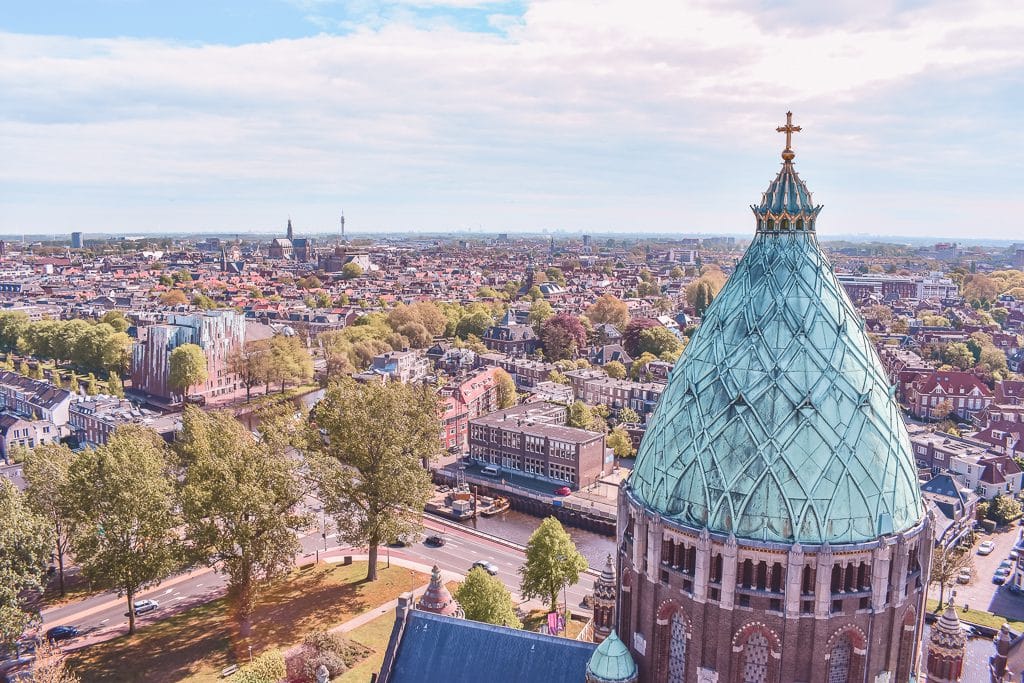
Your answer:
[934,524,1024,620]
[36,515,595,652]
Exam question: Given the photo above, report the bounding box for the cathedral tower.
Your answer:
[593,554,617,644]
[617,114,929,682]
[926,602,965,682]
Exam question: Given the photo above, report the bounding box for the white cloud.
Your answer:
[1,0,1022,236]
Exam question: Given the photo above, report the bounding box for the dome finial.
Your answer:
[776,111,801,162]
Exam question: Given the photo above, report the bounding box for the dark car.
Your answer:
[45,626,79,643]
[424,535,446,547]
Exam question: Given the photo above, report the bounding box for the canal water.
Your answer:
[456,508,616,567]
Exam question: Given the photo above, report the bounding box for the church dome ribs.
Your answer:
[629,114,924,546]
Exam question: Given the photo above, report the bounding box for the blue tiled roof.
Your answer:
[630,164,923,545]
[387,611,596,683]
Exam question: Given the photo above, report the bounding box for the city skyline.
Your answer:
[3,0,1023,238]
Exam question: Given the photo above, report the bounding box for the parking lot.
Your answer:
[937,525,1024,621]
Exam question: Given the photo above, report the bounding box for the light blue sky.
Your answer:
[2,1,1022,238]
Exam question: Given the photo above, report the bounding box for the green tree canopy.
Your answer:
[454,567,522,628]
[0,480,54,648]
[23,444,78,597]
[177,408,308,639]
[519,517,588,612]
[67,425,180,635]
[307,379,440,580]
[608,427,635,459]
[494,368,517,409]
[168,343,208,397]
[341,262,363,280]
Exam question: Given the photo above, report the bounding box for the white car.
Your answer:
[978,541,996,555]
[956,568,972,584]
[131,599,160,615]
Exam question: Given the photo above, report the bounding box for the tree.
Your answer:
[318,331,354,382]
[608,427,635,459]
[0,480,53,649]
[928,545,973,608]
[23,444,77,597]
[539,314,587,362]
[622,318,660,357]
[527,285,543,301]
[168,343,208,398]
[604,361,627,380]
[988,494,1023,526]
[636,326,682,358]
[943,343,975,370]
[160,289,189,306]
[267,335,313,393]
[519,517,588,612]
[307,379,439,581]
[68,373,79,394]
[455,310,493,340]
[618,407,641,424]
[631,352,658,381]
[585,294,630,331]
[495,368,517,409]
[455,567,522,628]
[527,299,554,334]
[228,341,270,402]
[22,640,81,683]
[67,425,179,635]
[567,401,593,429]
[101,310,130,333]
[177,408,308,640]
[932,399,955,420]
[340,262,363,280]
[107,372,124,398]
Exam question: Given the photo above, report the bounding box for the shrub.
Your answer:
[286,631,371,683]
[234,649,287,683]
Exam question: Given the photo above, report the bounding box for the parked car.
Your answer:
[999,559,1014,572]
[472,560,499,576]
[554,486,572,496]
[956,568,972,584]
[978,541,996,555]
[424,535,446,547]
[45,626,79,643]
[125,599,159,616]
[1010,550,1020,561]
[994,567,1012,584]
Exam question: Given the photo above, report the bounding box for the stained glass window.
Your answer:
[666,612,686,683]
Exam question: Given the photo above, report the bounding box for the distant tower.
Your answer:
[286,218,294,241]
[70,232,83,249]
[416,566,463,618]
[341,211,346,243]
[592,554,616,644]
[220,247,228,273]
[926,600,966,682]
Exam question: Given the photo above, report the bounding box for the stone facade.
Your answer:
[617,486,931,682]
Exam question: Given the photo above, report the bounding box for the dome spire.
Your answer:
[776,111,801,162]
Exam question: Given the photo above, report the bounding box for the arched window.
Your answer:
[781,219,789,231]
[827,635,852,683]
[666,612,687,683]
[796,218,804,230]
[767,219,775,231]
[741,631,770,683]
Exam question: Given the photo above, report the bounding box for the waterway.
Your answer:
[455,508,616,567]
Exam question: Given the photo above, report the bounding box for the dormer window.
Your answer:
[767,219,775,231]
[781,219,790,231]
[796,219,804,230]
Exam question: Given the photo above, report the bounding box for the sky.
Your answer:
[2,0,1023,239]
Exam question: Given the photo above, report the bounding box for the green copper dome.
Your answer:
[586,631,638,683]
[630,149,923,545]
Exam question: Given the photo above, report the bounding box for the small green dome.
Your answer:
[630,160,924,545]
[586,631,637,683]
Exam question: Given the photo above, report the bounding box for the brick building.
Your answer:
[908,370,993,420]
[438,366,501,452]
[468,403,607,490]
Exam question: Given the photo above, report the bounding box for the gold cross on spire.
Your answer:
[776,111,801,161]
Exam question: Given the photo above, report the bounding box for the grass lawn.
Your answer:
[67,562,426,683]
[926,598,1024,632]
[335,613,397,682]
[522,609,589,640]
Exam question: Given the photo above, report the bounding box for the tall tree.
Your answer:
[227,341,270,402]
[604,361,626,380]
[318,331,354,382]
[519,517,588,612]
[494,368,517,409]
[539,314,587,362]
[168,343,208,398]
[0,480,53,649]
[607,427,635,459]
[622,318,660,357]
[267,335,313,393]
[67,426,180,635]
[23,444,77,597]
[177,408,308,640]
[307,379,440,581]
[527,299,554,335]
[455,567,522,628]
[585,294,630,330]
[928,545,973,609]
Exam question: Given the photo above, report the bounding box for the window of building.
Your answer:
[827,636,852,683]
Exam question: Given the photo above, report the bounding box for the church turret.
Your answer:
[927,600,966,682]
[286,218,294,241]
[586,630,637,683]
[416,565,463,618]
[592,554,616,644]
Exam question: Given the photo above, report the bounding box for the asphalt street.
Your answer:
[35,515,596,653]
